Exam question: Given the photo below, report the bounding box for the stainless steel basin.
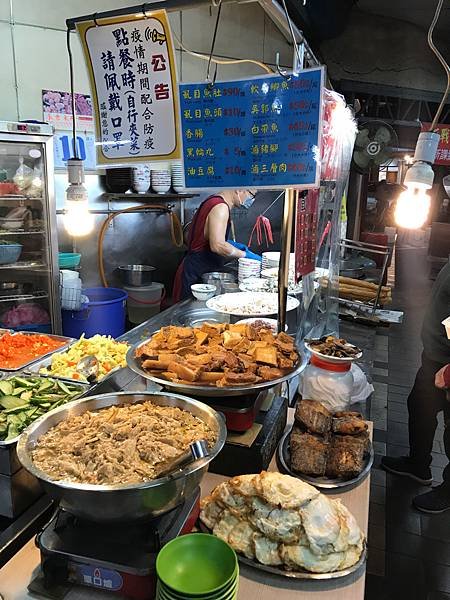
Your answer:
[17,392,226,522]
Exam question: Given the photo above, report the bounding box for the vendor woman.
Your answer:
[173,190,261,301]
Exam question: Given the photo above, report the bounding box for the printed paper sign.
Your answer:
[180,68,324,189]
[422,123,450,166]
[76,11,181,166]
[42,89,96,170]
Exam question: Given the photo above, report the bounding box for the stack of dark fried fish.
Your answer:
[290,400,369,480]
[135,323,299,388]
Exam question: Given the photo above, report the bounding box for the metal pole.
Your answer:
[66,0,245,29]
[278,188,296,332]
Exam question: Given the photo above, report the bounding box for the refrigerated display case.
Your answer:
[0,121,61,333]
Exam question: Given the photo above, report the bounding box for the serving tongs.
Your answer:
[157,439,210,479]
[76,355,99,383]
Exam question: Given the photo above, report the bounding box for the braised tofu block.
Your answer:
[332,416,368,436]
[326,435,365,479]
[290,430,328,477]
[294,400,332,435]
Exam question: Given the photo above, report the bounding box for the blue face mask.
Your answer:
[242,193,255,209]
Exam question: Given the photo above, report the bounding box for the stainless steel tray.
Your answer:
[0,332,75,372]
[199,522,366,580]
[126,338,306,398]
[277,427,374,490]
[0,375,88,448]
[25,339,129,386]
[238,544,367,580]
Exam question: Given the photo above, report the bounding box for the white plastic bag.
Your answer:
[13,158,33,193]
[298,362,374,412]
[350,363,374,404]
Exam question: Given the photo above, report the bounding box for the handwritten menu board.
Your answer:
[295,189,319,279]
[76,11,181,167]
[180,67,324,190]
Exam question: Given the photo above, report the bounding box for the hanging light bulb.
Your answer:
[64,159,94,237]
[394,187,431,229]
[394,131,440,229]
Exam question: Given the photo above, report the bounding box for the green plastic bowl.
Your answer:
[157,578,238,600]
[156,534,238,596]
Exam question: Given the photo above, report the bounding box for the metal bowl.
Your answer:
[118,264,156,287]
[202,272,236,295]
[127,340,307,398]
[16,391,226,522]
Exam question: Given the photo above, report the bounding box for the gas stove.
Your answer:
[36,488,200,600]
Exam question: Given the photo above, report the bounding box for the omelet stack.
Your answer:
[200,472,365,574]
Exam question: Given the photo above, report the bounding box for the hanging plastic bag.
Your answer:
[13,158,33,193]
[26,166,43,198]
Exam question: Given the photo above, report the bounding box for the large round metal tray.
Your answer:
[17,391,226,522]
[277,426,374,490]
[199,522,366,580]
[126,339,306,398]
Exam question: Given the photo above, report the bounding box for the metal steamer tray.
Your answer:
[25,348,125,388]
[0,333,75,372]
[126,339,306,398]
[199,522,367,580]
[277,426,374,490]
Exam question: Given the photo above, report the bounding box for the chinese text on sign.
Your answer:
[180,67,324,189]
[76,11,181,166]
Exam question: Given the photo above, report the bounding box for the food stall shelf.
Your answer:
[0,290,48,303]
[102,192,198,201]
[0,261,47,270]
[0,230,45,236]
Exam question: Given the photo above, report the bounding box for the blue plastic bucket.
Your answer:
[62,287,128,339]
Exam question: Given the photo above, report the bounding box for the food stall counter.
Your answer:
[0,409,369,600]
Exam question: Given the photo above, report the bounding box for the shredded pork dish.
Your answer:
[31,401,217,485]
[135,323,299,388]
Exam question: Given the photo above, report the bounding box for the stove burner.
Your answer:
[37,489,200,600]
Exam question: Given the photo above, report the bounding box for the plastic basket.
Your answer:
[58,253,81,269]
[0,244,22,265]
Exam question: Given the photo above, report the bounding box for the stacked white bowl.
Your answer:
[132,165,150,194]
[151,169,171,194]
[262,251,296,270]
[238,257,261,283]
[171,162,185,193]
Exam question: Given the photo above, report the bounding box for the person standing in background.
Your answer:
[382,260,450,513]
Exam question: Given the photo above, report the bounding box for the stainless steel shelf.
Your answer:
[0,196,43,201]
[0,290,48,303]
[0,230,44,236]
[0,261,47,270]
[103,192,198,200]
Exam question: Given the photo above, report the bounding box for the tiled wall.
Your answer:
[0,0,293,121]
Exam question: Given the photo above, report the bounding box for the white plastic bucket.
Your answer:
[124,283,164,324]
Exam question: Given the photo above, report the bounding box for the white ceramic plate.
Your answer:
[206,292,299,316]
[304,341,363,363]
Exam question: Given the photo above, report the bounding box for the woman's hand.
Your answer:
[435,364,450,389]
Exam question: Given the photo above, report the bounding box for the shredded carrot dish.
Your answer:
[0,333,66,369]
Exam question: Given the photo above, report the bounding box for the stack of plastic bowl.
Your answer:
[238,257,261,283]
[156,534,239,600]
